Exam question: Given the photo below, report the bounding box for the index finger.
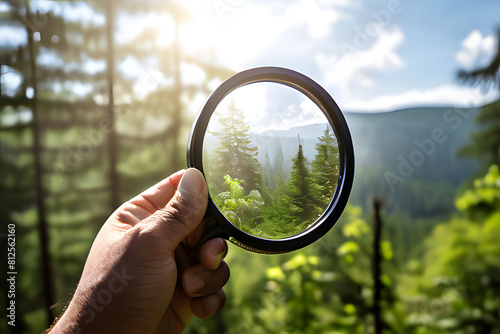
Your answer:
[130,169,187,212]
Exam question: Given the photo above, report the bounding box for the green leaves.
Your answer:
[213,175,264,230]
[337,241,360,257]
[456,165,500,215]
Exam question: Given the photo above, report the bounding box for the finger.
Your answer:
[182,261,230,297]
[112,170,187,227]
[115,202,154,226]
[143,168,208,254]
[199,238,227,270]
[132,169,186,212]
[191,290,226,320]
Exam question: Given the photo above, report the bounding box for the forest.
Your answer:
[1,1,500,333]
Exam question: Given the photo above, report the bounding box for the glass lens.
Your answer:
[203,82,340,240]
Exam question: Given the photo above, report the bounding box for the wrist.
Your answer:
[49,286,115,334]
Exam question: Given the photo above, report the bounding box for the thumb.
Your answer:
[145,168,208,253]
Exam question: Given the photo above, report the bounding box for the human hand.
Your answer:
[50,168,229,334]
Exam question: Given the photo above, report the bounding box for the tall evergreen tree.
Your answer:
[208,100,262,195]
[311,125,340,205]
[284,136,318,227]
[263,148,276,190]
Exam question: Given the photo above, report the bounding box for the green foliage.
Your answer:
[213,175,264,230]
[399,165,500,333]
[194,205,400,334]
[456,164,500,218]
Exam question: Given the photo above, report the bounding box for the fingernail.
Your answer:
[178,169,208,213]
[178,169,202,199]
[215,251,225,268]
[184,273,205,294]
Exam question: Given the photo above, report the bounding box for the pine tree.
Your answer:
[311,125,340,205]
[208,100,262,195]
[284,136,318,227]
[263,148,276,190]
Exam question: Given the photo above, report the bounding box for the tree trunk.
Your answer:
[105,0,120,209]
[25,0,55,325]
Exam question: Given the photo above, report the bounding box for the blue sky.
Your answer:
[178,0,500,112]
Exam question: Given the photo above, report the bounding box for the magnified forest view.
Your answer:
[1,1,500,334]
[204,101,340,239]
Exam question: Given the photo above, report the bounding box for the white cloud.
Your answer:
[180,62,207,86]
[282,0,342,39]
[455,30,496,70]
[343,84,499,112]
[211,83,269,132]
[178,3,283,70]
[209,83,328,133]
[316,26,405,90]
[178,0,348,70]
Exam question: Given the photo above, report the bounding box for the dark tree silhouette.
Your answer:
[458,27,500,89]
[458,26,500,167]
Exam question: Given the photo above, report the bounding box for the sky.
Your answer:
[206,82,328,134]
[1,0,499,116]
[175,0,500,112]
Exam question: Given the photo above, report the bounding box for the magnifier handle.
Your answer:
[198,211,228,246]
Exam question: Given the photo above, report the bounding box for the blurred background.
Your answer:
[1,0,500,333]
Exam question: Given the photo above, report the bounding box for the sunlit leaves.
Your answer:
[344,303,357,315]
[381,241,394,261]
[266,266,285,281]
[337,241,359,257]
[213,175,264,229]
[456,165,500,214]
[342,218,369,237]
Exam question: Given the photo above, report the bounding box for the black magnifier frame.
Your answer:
[187,66,354,254]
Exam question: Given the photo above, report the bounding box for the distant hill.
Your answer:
[344,106,480,217]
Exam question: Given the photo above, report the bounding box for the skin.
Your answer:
[50,168,230,334]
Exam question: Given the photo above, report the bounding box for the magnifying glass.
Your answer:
[187,67,354,254]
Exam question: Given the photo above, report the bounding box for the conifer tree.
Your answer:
[311,125,340,205]
[263,148,276,190]
[283,136,318,227]
[208,100,262,195]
